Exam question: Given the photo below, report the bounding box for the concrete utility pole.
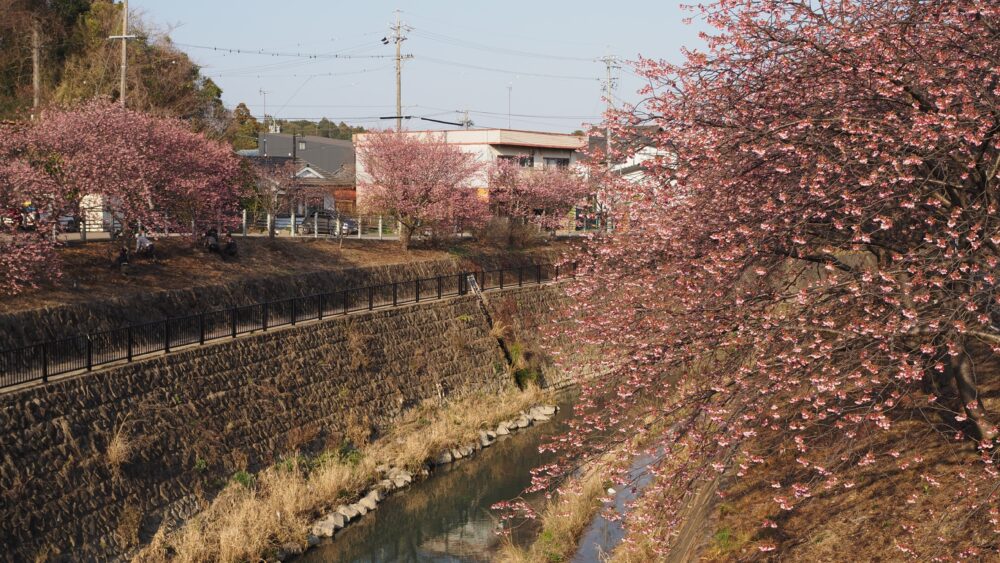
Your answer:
[108,0,136,107]
[259,88,269,132]
[390,10,412,131]
[31,19,40,120]
[506,83,512,129]
[599,54,620,167]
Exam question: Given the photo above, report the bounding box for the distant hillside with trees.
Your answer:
[1,0,233,140]
[271,118,366,141]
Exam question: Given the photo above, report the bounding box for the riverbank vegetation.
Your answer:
[135,385,549,562]
[498,465,611,563]
[547,0,1000,559]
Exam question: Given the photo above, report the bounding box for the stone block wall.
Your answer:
[485,284,581,388]
[0,296,512,562]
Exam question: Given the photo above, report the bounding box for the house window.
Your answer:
[298,141,306,151]
[544,157,570,169]
[498,155,534,168]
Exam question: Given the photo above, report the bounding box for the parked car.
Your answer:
[339,217,359,235]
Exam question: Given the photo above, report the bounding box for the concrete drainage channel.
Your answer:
[277,404,561,561]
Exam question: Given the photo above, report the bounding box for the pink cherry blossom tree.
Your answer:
[487,159,591,245]
[31,99,244,243]
[0,122,67,293]
[356,130,488,250]
[540,0,1000,557]
[0,100,244,294]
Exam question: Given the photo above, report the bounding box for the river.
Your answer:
[298,398,574,562]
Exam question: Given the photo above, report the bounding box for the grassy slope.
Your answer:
[0,237,570,315]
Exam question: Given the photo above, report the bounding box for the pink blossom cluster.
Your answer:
[0,100,244,293]
[533,0,1000,557]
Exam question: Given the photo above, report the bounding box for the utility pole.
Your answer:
[259,88,269,132]
[599,54,620,168]
[389,10,412,131]
[31,19,40,120]
[108,0,136,107]
[461,109,472,130]
[506,83,512,129]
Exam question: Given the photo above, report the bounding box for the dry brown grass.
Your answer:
[105,421,134,473]
[498,464,611,563]
[136,385,551,562]
[489,319,512,341]
[1,237,574,315]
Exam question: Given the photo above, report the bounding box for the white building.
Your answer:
[354,128,587,197]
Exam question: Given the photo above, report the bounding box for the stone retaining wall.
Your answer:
[0,251,554,352]
[486,284,581,388]
[0,296,519,562]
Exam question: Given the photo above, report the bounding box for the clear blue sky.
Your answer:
[135,1,706,132]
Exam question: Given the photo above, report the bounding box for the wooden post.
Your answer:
[242,209,247,237]
[379,216,383,240]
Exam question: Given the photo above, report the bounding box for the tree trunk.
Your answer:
[400,224,413,251]
[931,341,998,442]
[953,348,997,441]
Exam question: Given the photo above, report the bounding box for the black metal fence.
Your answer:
[0,263,575,390]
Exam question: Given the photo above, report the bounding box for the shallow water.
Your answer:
[571,452,657,562]
[298,400,573,563]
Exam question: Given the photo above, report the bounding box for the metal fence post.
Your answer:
[231,308,238,338]
[127,327,133,362]
[500,269,504,289]
[536,264,542,284]
[41,343,48,383]
[263,302,269,331]
[291,299,298,325]
[378,216,383,240]
[415,280,420,303]
[555,264,560,279]
[86,337,93,372]
[242,209,247,237]
[343,290,349,315]
[291,211,296,237]
[518,266,524,287]
[164,320,171,353]
[358,218,363,239]
[392,282,397,306]
[199,314,206,345]
[437,276,443,299]
[318,294,325,320]
[368,286,374,310]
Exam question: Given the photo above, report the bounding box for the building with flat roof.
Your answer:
[354,129,588,195]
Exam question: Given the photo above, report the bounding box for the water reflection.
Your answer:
[299,401,572,563]
[571,452,657,563]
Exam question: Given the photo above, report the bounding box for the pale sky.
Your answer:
[134,1,707,132]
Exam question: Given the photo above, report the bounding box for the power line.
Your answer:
[413,105,600,120]
[173,41,394,60]
[203,65,394,79]
[416,56,598,81]
[409,29,595,62]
